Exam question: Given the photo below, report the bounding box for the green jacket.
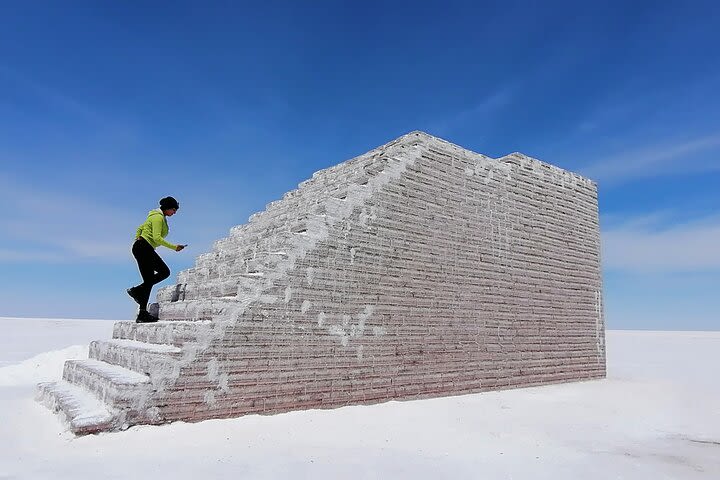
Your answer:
[135,209,178,250]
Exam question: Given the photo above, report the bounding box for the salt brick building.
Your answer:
[38,131,606,434]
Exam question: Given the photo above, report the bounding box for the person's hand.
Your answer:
[176,244,186,252]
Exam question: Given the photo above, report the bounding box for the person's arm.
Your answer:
[150,215,178,250]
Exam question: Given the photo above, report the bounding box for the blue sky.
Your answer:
[0,1,718,329]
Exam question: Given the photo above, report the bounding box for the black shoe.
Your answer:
[127,287,143,305]
[136,310,159,323]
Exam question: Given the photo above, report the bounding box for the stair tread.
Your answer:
[38,381,114,429]
[99,338,182,354]
[114,320,212,326]
[67,359,150,385]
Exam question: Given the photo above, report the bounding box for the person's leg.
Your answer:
[147,250,171,290]
[142,252,170,321]
[131,239,161,310]
[132,238,171,312]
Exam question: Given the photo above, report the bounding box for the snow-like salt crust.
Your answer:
[38,380,114,428]
[0,345,88,386]
[69,359,150,385]
[102,338,181,354]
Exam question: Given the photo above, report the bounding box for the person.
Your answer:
[127,196,186,323]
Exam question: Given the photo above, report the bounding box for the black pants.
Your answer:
[131,238,170,310]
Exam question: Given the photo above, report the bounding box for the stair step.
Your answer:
[112,320,211,347]
[36,381,116,435]
[171,150,387,285]
[174,243,286,291]
[88,339,181,377]
[100,338,182,354]
[62,359,151,408]
[65,359,150,385]
[158,298,247,321]
[177,274,266,300]
[156,284,181,303]
[158,143,392,314]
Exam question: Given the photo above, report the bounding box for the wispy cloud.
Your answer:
[0,249,68,263]
[602,213,720,272]
[0,64,103,123]
[0,63,141,150]
[429,86,516,137]
[580,132,720,185]
[0,175,136,263]
[0,173,245,265]
[576,103,637,134]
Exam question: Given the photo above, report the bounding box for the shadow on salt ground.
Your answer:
[588,434,720,476]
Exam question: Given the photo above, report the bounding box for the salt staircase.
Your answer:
[37,131,605,434]
[37,132,426,434]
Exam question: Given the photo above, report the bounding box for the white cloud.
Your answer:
[0,175,136,263]
[0,174,242,265]
[602,214,720,272]
[580,133,720,184]
[0,249,67,263]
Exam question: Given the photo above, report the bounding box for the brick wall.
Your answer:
[149,132,605,424]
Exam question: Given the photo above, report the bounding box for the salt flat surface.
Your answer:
[0,318,718,479]
[0,317,115,367]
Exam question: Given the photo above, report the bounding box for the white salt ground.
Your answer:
[0,317,718,479]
